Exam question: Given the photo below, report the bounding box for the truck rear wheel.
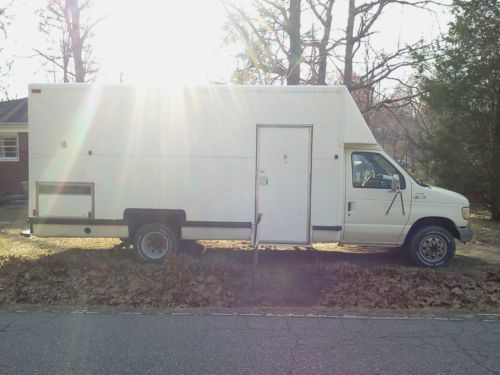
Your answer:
[133,223,178,263]
[409,225,455,268]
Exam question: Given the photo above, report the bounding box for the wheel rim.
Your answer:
[140,231,170,260]
[418,234,447,263]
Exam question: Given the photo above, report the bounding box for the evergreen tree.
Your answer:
[420,0,500,220]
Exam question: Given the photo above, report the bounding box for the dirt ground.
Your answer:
[0,206,498,312]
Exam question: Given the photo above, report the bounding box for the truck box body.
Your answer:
[29,84,375,244]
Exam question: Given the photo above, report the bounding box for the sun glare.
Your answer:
[95,0,228,86]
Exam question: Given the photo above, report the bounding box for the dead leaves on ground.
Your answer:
[0,254,242,308]
[317,264,499,310]
[0,252,498,311]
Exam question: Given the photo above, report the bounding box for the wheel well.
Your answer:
[404,217,459,245]
[124,209,186,239]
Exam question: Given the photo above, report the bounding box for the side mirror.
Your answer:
[391,174,401,192]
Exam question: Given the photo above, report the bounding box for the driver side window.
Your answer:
[351,152,405,189]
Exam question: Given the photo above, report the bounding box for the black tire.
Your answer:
[409,225,456,268]
[133,223,178,263]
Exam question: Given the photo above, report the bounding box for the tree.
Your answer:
[303,0,335,85]
[342,0,436,106]
[419,0,500,219]
[0,0,13,97]
[222,0,302,85]
[36,0,102,82]
[224,0,439,111]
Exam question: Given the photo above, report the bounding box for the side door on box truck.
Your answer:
[343,150,412,245]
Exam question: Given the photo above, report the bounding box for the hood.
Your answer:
[413,184,469,206]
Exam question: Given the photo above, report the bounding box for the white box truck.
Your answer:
[28,84,472,267]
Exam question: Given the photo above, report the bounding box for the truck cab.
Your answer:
[343,147,472,267]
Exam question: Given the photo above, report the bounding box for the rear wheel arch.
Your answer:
[124,208,186,240]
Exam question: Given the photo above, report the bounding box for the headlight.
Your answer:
[462,207,470,220]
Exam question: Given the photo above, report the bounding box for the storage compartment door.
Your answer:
[37,182,94,218]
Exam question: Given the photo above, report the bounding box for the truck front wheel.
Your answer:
[133,223,178,263]
[409,226,456,268]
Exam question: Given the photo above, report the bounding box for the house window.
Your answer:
[0,134,19,161]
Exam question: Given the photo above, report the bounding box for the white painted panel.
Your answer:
[33,224,128,238]
[310,159,342,229]
[312,230,341,242]
[342,223,405,244]
[30,155,254,221]
[181,227,251,240]
[256,126,311,243]
[38,194,92,218]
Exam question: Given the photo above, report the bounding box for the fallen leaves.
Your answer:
[317,263,500,310]
[0,253,243,308]
[0,251,498,311]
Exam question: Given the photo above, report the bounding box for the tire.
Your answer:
[409,225,456,268]
[133,223,178,263]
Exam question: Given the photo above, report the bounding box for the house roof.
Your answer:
[0,98,28,124]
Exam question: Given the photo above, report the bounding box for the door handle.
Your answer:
[347,201,353,212]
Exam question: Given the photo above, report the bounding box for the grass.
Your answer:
[0,206,498,312]
[0,206,27,224]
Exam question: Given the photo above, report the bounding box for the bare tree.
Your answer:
[0,0,13,97]
[224,0,442,100]
[223,0,302,85]
[304,0,335,85]
[342,0,441,107]
[35,0,103,83]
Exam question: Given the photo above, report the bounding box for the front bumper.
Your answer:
[457,226,473,243]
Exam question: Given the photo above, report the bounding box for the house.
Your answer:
[0,98,28,197]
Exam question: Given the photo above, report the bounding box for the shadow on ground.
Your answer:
[181,240,413,266]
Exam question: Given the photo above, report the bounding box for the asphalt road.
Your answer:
[0,310,498,375]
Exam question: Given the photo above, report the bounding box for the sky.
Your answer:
[2,0,452,99]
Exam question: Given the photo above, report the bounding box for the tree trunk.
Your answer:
[63,54,69,83]
[344,0,355,91]
[316,1,334,85]
[317,45,327,85]
[491,88,500,221]
[287,0,301,85]
[63,38,70,83]
[66,0,85,82]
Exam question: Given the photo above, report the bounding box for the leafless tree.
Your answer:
[342,0,442,112]
[222,0,302,85]
[303,0,335,85]
[224,0,443,100]
[0,0,13,97]
[35,0,103,83]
